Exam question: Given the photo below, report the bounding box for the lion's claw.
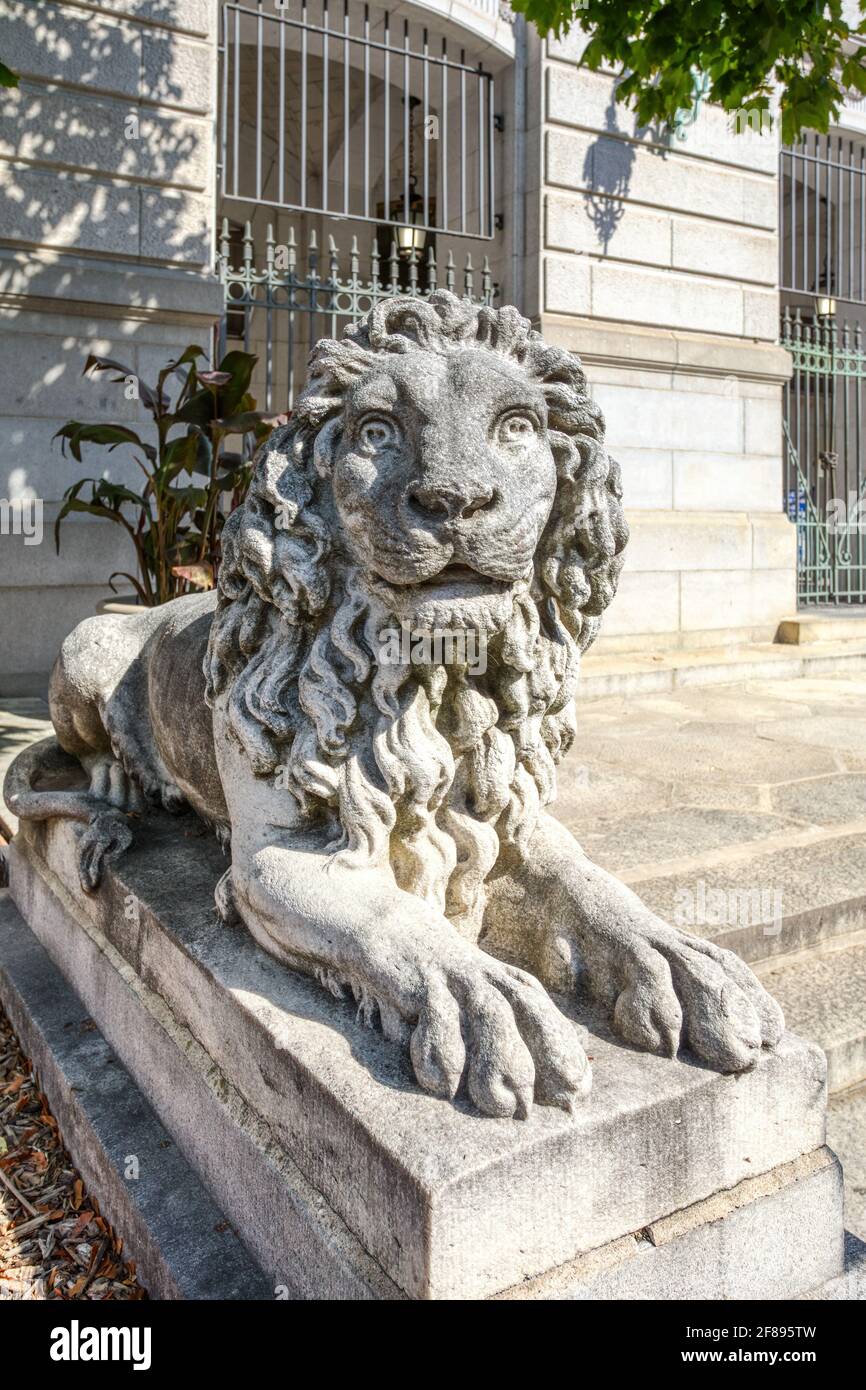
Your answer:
[410,976,466,1099]
[409,956,591,1118]
[606,923,784,1072]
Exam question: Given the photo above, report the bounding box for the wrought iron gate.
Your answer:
[217,219,496,413]
[780,131,866,606]
[781,308,866,606]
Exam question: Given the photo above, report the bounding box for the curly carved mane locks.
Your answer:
[205,292,628,935]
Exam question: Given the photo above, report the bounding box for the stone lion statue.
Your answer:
[9,293,783,1118]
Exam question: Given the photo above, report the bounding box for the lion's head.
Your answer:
[205,292,627,935]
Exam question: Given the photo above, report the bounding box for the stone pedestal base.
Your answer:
[1,804,847,1301]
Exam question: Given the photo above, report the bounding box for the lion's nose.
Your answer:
[409,482,495,521]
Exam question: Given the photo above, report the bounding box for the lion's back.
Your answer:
[145,592,228,828]
[52,592,227,831]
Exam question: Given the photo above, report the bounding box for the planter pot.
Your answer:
[96,595,143,616]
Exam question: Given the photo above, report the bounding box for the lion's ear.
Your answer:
[313,417,342,478]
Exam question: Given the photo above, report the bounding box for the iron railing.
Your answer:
[781,307,866,606]
[219,0,496,239]
[780,132,866,307]
[217,218,497,412]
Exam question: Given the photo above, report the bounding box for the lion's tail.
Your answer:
[3,737,134,894]
[3,736,98,825]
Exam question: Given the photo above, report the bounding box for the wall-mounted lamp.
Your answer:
[395,217,426,257]
[815,294,837,318]
[376,176,430,258]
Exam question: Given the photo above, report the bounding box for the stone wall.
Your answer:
[0,0,222,694]
[526,28,795,652]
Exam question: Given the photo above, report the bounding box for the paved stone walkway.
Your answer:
[0,699,52,839]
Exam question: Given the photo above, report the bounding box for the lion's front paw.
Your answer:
[601,923,784,1072]
[410,954,591,1119]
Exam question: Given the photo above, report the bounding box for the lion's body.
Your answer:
[14,293,784,1118]
[49,592,228,836]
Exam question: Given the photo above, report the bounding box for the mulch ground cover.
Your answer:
[0,1005,146,1301]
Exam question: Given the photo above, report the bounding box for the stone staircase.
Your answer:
[564,664,866,1247]
[770,927,866,1262]
[603,830,866,1189]
[757,939,866,1097]
[616,825,866,1107]
[580,633,866,699]
[582,611,866,699]
[777,613,866,645]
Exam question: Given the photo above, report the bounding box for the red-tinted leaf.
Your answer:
[171,563,214,590]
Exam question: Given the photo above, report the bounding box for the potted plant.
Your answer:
[54,347,285,609]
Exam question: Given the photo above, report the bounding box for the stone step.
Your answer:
[2,886,853,1301]
[827,1080,866,1243]
[616,830,866,968]
[0,888,272,1300]
[4,811,837,1301]
[801,1082,866,1298]
[756,939,866,1096]
[579,639,866,699]
[777,614,866,646]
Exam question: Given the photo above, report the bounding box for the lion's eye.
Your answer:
[497,413,537,445]
[358,417,398,453]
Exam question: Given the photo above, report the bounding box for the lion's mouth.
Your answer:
[420,564,491,587]
[413,563,511,592]
[372,562,516,595]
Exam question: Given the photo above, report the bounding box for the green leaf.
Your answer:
[163,430,212,478]
[158,345,206,403]
[83,355,162,412]
[0,60,19,88]
[165,484,209,509]
[215,464,253,489]
[92,479,147,509]
[217,350,258,416]
[175,389,217,427]
[54,498,124,550]
[509,0,860,140]
[54,421,156,464]
[107,571,151,605]
[842,54,866,97]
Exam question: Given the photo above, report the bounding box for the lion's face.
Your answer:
[330,348,558,631]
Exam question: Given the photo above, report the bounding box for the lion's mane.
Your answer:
[204,293,627,935]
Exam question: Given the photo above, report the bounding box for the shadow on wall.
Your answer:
[0,0,213,502]
[581,85,669,253]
